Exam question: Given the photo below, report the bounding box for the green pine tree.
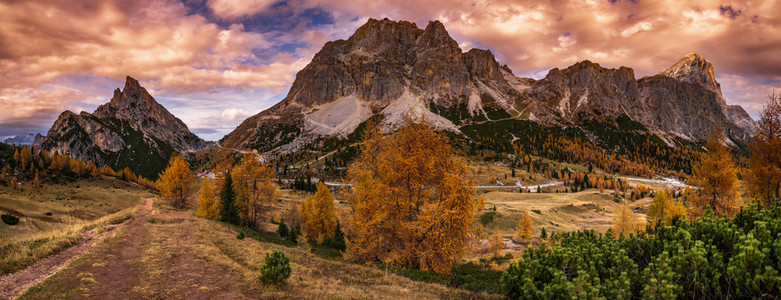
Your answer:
[219,172,241,225]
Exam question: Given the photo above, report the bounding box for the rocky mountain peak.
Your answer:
[660,53,722,98]
[222,18,756,155]
[418,20,457,49]
[463,49,504,83]
[104,76,156,114]
[35,76,208,179]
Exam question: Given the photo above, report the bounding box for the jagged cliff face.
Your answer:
[223,18,756,154]
[222,18,522,152]
[35,76,207,179]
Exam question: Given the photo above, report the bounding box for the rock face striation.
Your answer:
[222,18,756,154]
[35,76,207,179]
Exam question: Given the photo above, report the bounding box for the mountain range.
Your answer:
[3,133,37,145]
[220,18,756,154]
[34,18,756,178]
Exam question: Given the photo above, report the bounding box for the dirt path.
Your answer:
[18,198,248,299]
[0,198,145,300]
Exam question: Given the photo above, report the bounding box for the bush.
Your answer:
[277,219,289,239]
[501,203,781,299]
[479,212,498,226]
[258,249,291,285]
[322,221,346,251]
[531,209,541,214]
[236,230,245,240]
[2,214,19,225]
[45,212,52,216]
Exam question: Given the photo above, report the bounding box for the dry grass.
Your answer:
[0,176,152,239]
[0,202,140,276]
[479,189,650,237]
[189,214,495,299]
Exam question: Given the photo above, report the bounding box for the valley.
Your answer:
[1,9,779,299]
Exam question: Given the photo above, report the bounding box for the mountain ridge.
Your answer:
[222,18,756,154]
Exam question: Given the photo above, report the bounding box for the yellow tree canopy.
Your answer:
[611,201,644,236]
[196,177,219,219]
[648,189,686,227]
[232,154,277,228]
[488,226,504,257]
[690,128,741,218]
[156,155,193,209]
[346,117,483,274]
[301,182,337,242]
[748,93,781,207]
[517,210,534,239]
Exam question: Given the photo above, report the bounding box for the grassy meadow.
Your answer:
[0,176,153,275]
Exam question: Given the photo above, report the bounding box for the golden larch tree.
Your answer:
[196,177,219,219]
[488,226,504,257]
[19,146,31,170]
[232,154,278,228]
[748,92,781,208]
[33,170,40,188]
[156,155,193,209]
[300,182,337,243]
[690,128,741,218]
[346,117,483,274]
[516,210,534,239]
[611,201,644,236]
[648,189,686,227]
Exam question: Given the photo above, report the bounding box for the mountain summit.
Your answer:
[222,18,522,152]
[660,53,722,98]
[35,76,207,179]
[222,18,755,154]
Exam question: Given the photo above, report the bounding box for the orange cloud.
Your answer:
[0,0,303,94]
[309,0,781,81]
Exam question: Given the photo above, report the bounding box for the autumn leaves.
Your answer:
[345,118,483,274]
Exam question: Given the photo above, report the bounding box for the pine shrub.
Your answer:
[277,219,289,238]
[1,214,19,225]
[258,249,291,285]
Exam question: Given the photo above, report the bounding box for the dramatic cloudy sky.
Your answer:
[1,0,780,141]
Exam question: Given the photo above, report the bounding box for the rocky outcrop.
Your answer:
[35,76,207,179]
[660,53,723,98]
[223,18,756,154]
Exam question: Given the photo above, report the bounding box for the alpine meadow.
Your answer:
[2,1,781,299]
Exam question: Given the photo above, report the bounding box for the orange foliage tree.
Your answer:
[690,128,741,218]
[232,154,278,228]
[516,210,534,239]
[300,182,337,243]
[611,201,644,236]
[748,92,781,207]
[346,117,483,274]
[196,177,219,219]
[156,155,193,209]
[488,226,504,257]
[648,189,686,227]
